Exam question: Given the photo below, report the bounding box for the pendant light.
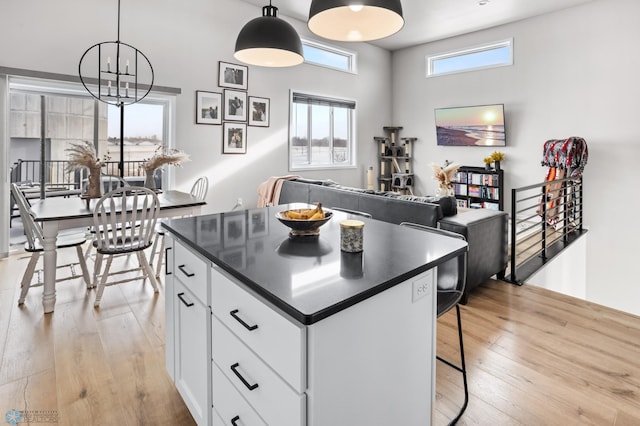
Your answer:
[308,0,404,42]
[234,1,303,67]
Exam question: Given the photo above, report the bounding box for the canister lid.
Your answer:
[340,219,365,229]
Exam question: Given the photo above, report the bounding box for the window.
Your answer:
[426,38,513,77]
[289,92,356,171]
[302,39,357,73]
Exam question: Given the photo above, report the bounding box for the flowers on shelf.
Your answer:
[431,160,462,196]
[490,150,505,170]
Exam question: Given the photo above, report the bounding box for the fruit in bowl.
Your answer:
[276,203,333,237]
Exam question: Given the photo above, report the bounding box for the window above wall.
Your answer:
[301,39,357,74]
[426,38,513,77]
[289,91,356,171]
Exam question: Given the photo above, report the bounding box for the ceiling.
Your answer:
[239,0,596,51]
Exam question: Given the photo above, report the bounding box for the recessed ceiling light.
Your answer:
[479,0,490,5]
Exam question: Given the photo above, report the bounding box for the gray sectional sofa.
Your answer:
[278,178,508,302]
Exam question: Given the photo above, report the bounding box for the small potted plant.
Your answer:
[483,156,493,170]
[491,151,505,171]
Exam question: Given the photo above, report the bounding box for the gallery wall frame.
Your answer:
[195,90,222,125]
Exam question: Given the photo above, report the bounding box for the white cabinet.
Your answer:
[171,240,211,425]
[167,237,436,426]
[164,235,175,381]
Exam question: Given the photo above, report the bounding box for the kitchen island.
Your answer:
[162,205,467,426]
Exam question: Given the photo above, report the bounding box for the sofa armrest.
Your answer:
[439,209,508,297]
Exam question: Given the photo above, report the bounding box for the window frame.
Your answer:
[426,38,513,78]
[288,90,357,172]
[301,38,358,74]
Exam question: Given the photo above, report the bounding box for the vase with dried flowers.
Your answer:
[431,161,462,197]
[65,141,110,199]
[490,151,505,171]
[140,146,190,190]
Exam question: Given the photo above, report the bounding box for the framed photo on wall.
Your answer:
[195,90,222,125]
[248,96,270,127]
[223,122,247,154]
[218,61,248,90]
[223,89,247,121]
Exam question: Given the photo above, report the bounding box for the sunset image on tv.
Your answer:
[435,104,506,146]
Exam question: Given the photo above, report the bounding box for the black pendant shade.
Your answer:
[308,0,404,42]
[234,5,303,67]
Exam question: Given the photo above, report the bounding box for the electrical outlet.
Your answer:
[237,198,243,206]
[412,273,433,303]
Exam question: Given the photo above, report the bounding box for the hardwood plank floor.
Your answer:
[1,248,639,425]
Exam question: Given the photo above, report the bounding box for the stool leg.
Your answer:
[18,253,40,305]
[155,233,165,280]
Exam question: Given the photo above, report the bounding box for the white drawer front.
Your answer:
[211,267,306,392]
[212,316,305,426]
[212,362,267,426]
[174,241,209,304]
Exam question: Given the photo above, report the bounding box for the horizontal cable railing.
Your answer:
[509,176,584,284]
[10,159,150,189]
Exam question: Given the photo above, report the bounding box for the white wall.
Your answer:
[0,0,391,213]
[529,235,587,300]
[391,0,640,316]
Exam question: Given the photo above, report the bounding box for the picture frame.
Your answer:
[196,215,221,248]
[195,90,222,125]
[218,61,248,90]
[248,96,270,127]
[223,212,246,248]
[248,208,268,238]
[222,122,247,154]
[220,247,247,269]
[223,89,247,122]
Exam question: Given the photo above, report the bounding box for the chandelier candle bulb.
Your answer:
[125,59,129,74]
[367,166,374,190]
[107,56,111,72]
[340,220,364,253]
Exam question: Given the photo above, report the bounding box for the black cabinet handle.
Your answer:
[230,363,259,391]
[178,264,195,277]
[230,309,258,331]
[177,292,194,307]
[231,415,240,426]
[165,247,172,276]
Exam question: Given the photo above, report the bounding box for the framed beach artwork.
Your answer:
[223,122,247,154]
[223,212,246,248]
[223,89,247,122]
[434,104,506,146]
[195,91,222,125]
[248,96,270,127]
[218,61,248,90]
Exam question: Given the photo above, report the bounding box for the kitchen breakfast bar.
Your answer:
[161,205,467,426]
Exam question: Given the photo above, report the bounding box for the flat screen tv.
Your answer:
[435,104,506,146]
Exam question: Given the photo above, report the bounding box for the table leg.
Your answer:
[41,222,60,313]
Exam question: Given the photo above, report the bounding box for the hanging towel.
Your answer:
[257,175,299,207]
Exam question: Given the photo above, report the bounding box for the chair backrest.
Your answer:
[190,176,209,201]
[330,207,372,218]
[93,186,160,253]
[102,174,130,193]
[11,183,42,250]
[400,222,467,294]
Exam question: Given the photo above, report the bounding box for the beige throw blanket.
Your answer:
[257,175,299,207]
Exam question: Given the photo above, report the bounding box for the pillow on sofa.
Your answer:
[391,194,458,216]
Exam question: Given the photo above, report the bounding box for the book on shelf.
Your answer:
[456,199,469,208]
[468,185,481,198]
[453,183,467,196]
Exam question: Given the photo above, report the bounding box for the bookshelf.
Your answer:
[451,166,504,211]
[374,126,417,194]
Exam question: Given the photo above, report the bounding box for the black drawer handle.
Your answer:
[231,415,240,426]
[230,309,258,331]
[165,247,172,276]
[177,292,194,307]
[230,363,259,391]
[178,264,195,277]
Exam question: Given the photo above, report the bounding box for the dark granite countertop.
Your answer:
[162,205,467,325]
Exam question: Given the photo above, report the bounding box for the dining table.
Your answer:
[28,190,206,313]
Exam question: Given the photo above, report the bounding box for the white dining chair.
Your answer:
[149,176,208,279]
[92,186,160,307]
[11,183,91,305]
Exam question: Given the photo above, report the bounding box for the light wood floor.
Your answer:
[1,248,639,425]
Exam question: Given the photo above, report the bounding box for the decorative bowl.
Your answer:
[276,209,333,237]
